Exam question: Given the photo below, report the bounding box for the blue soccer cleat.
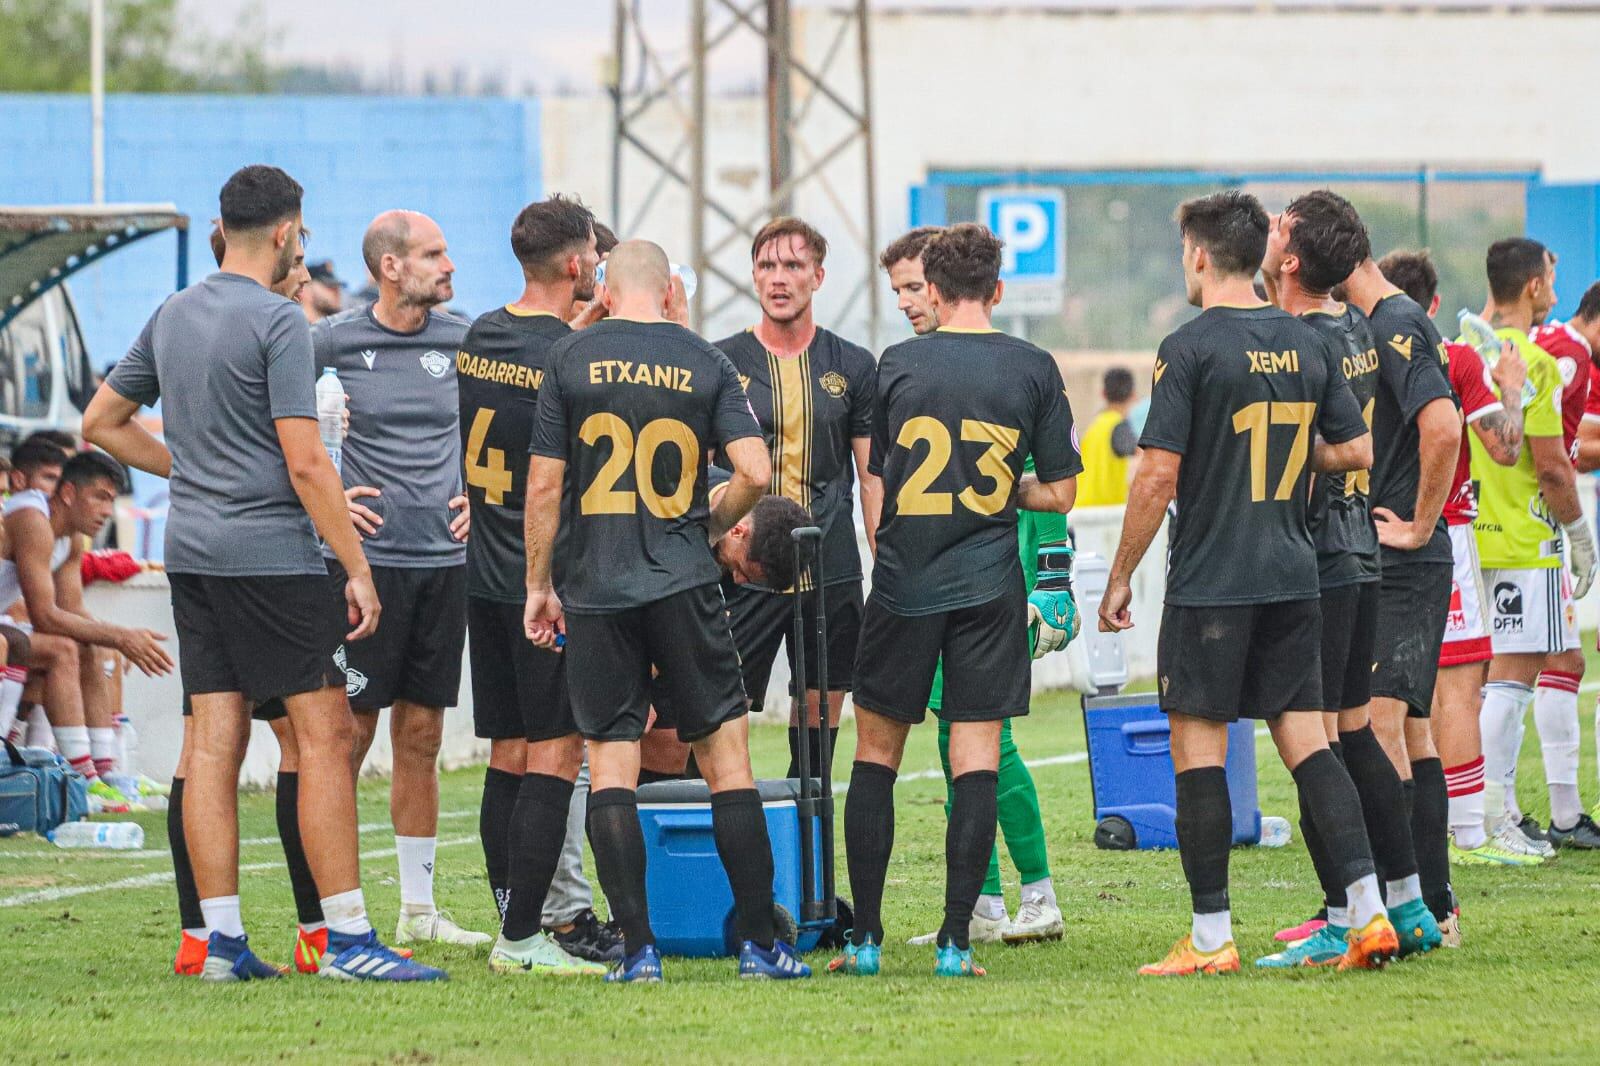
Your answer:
[826,933,881,976]
[605,944,663,983]
[738,939,811,980]
[1388,899,1442,958]
[934,942,986,977]
[200,932,285,982]
[318,930,448,982]
[1255,924,1348,969]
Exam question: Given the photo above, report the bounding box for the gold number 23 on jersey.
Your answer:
[1231,401,1315,503]
[895,416,1020,516]
[578,413,700,519]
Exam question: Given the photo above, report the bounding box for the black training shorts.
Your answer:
[852,579,1030,726]
[1319,580,1381,713]
[1157,598,1322,722]
[563,583,748,744]
[325,562,466,712]
[726,579,862,713]
[1371,561,1451,718]
[468,596,574,742]
[170,572,344,705]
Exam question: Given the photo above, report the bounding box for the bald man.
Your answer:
[309,210,489,948]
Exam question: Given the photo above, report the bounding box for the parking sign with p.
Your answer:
[978,188,1065,315]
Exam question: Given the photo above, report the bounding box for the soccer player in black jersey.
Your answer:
[1341,242,1462,947]
[1257,191,1427,966]
[831,223,1080,980]
[714,217,881,779]
[1100,191,1396,975]
[457,194,618,975]
[525,240,810,983]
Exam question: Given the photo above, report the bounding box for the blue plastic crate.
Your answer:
[636,779,829,957]
[1083,693,1261,849]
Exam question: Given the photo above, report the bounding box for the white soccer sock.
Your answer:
[1506,713,1526,822]
[395,835,437,912]
[1480,680,1533,824]
[1535,672,1583,828]
[320,888,373,936]
[1385,873,1422,908]
[0,669,24,738]
[1446,757,1487,850]
[300,920,326,934]
[1190,910,1232,953]
[183,926,208,940]
[1326,905,1350,930]
[23,706,51,749]
[974,893,1008,921]
[88,726,117,778]
[199,895,245,939]
[1020,877,1057,908]
[55,724,96,779]
[1346,873,1385,929]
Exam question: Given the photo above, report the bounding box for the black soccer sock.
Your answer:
[480,767,521,921]
[786,727,803,779]
[502,773,576,941]
[637,767,684,784]
[1175,767,1232,915]
[1338,725,1418,884]
[168,776,204,932]
[1297,769,1346,910]
[276,772,323,926]
[1292,748,1377,892]
[1410,757,1453,921]
[939,770,999,951]
[711,788,777,948]
[586,788,654,954]
[785,726,842,780]
[843,760,897,947]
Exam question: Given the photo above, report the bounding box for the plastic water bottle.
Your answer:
[114,711,138,775]
[1259,815,1292,848]
[316,367,345,474]
[48,821,145,849]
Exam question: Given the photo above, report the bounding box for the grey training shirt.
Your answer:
[109,272,325,576]
[311,306,469,568]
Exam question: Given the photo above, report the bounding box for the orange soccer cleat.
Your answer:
[1337,914,1400,971]
[173,931,208,976]
[1137,935,1240,977]
[293,926,329,974]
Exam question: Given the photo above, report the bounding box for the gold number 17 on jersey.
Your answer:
[1231,401,1315,503]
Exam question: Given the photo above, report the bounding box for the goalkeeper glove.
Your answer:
[1563,517,1597,600]
[1027,543,1079,659]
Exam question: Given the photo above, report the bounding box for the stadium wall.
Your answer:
[0,94,543,366]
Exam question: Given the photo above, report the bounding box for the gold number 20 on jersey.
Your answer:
[578,413,700,519]
[895,416,1021,517]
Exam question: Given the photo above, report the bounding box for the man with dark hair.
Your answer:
[85,164,442,982]
[312,210,486,948]
[1254,192,1434,966]
[300,261,344,324]
[459,194,615,975]
[1077,367,1138,507]
[525,239,809,983]
[1466,240,1600,858]
[1377,251,1440,317]
[877,228,1078,949]
[1102,191,1394,976]
[1339,232,1466,945]
[714,216,880,780]
[831,220,1079,980]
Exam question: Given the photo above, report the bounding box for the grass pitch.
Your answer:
[4,682,1600,1064]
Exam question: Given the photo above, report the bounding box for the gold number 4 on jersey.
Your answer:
[465,407,513,505]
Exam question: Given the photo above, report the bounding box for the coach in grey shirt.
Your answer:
[312,209,489,949]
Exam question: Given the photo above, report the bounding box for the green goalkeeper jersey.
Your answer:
[1470,327,1565,570]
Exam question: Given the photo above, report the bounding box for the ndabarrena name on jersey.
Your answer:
[588,359,695,393]
[1248,349,1300,374]
[457,350,544,391]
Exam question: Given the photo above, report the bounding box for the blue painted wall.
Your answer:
[1528,181,1600,320]
[0,94,543,366]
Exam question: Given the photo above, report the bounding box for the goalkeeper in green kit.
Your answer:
[880,229,1078,945]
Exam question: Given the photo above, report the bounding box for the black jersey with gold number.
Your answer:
[714,327,875,590]
[457,307,570,603]
[1301,305,1381,589]
[1367,292,1456,568]
[868,329,1081,617]
[530,319,762,613]
[1140,306,1367,608]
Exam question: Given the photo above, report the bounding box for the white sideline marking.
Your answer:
[0,834,477,909]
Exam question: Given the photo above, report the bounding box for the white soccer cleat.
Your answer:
[906,912,1009,946]
[1491,815,1554,860]
[488,932,606,976]
[395,909,493,948]
[1001,896,1064,945]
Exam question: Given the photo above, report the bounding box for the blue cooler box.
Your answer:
[636,778,829,957]
[1083,693,1261,849]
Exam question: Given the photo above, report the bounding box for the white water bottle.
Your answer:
[316,367,345,474]
[49,821,145,849]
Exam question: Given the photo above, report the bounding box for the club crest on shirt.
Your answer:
[420,350,451,378]
[820,370,848,398]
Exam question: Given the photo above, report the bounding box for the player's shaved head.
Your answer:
[362,210,416,278]
[604,239,672,298]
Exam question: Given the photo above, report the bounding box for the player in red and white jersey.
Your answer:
[1379,251,1535,870]
[1532,314,1593,461]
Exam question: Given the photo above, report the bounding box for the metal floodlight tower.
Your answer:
[608,0,881,349]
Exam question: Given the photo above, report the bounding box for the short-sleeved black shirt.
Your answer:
[1301,305,1381,589]
[530,319,762,614]
[457,308,570,603]
[1367,292,1456,567]
[1140,306,1367,607]
[868,329,1081,616]
[714,327,875,591]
